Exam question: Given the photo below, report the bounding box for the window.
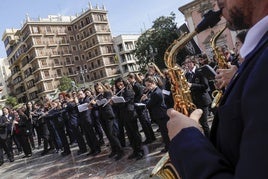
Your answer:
[75,56,79,61]
[67,26,72,31]
[4,37,9,47]
[56,69,62,76]
[32,26,39,33]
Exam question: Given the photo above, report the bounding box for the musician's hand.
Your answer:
[13,121,18,124]
[167,109,203,140]
[90,99,96,105]
[215,65,238,89]
[187,82,192,88]
[140,94,148,101]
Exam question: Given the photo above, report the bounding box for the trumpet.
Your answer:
[150,9,222,179]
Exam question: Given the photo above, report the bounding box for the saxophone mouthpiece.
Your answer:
[195,9,222,33]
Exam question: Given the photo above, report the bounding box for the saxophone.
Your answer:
[210,26,228,108]
[150,10,222,179]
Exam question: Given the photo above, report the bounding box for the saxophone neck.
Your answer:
[211,26,227,49]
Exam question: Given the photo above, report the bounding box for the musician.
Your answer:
[84,88,104,146]
[127,73,156,144]
[31,103,43,149]
[24,102,36,150]
[0,107,14,165]
[2,107,14,159]
[77,90,101,156]
[215,30,248,89]
[64,93,87,155]
[39,102,55,156]
[13,109,32,158]
[184,56,212,137]
[167,0,268,178]
[114,77,144,160]
[45,100,71,156]
[141,76,170,153]
[92,82,124,161]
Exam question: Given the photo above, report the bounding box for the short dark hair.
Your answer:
[236,30,248,44]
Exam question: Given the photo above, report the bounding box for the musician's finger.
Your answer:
[189,109,203,123]
[167,108,184,120]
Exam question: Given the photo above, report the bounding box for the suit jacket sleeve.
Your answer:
[169,127,233,179]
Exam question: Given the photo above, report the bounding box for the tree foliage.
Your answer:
[133,12,180,72]
[5,96,18,108]
[58,76,73,92]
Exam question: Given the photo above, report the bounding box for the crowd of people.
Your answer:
[1,2,266,178]
[0,40,242,168]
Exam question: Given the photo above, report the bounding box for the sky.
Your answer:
[0,0,193,58]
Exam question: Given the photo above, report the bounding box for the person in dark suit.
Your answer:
[13,109,32,158]
[141,76,170,153]
[77,90,101,156]
[64,94,87,155]
[184,56,212,137]
[127,73,156,144]
[114,77,144,160]
[167,0,268,178]
[0,107,14,165]
[92,82,124,161]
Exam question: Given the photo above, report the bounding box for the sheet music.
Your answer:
[111,96,125,103]
[77,103,89,112]
[134,103,146,107]
[162,89,171,96]
[96,99,108,106]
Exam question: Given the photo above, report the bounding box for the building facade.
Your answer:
[2,4,120,103]
[113,34,140,77]
[179,0,239,58]
[0,58,10,99]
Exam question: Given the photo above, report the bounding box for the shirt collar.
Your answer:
[240,15,268,59]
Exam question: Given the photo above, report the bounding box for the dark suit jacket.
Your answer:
[186,69,212,107]
[97,91,116,119]
[0,116,8,140]
[116,87,135,112]
[143,86,168,120]
[169,32,268,179]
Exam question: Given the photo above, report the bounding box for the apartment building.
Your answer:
[2,4,120,103]
[113,34,140,77]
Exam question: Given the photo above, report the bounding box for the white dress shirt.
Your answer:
[240,15,268,59]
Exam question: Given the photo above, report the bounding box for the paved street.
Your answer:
[0,124,165,179]
[0,117,214,179]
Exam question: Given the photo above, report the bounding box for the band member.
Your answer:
[64,94,87,155]
[167,0,268,178]
[45,100,71,156]
[114,77,144,160]
[92,82,124,161]
[77,90,101,156]
[184,56,212,137]
[2,107,15,158]
[84,88,104,146]
[0,107,14,165]
[141,76,170,153]
[14,109,32,158]
[127,73,156,144]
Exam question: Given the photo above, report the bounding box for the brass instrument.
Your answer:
[150,10,222,179]
[210,26,228,108]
